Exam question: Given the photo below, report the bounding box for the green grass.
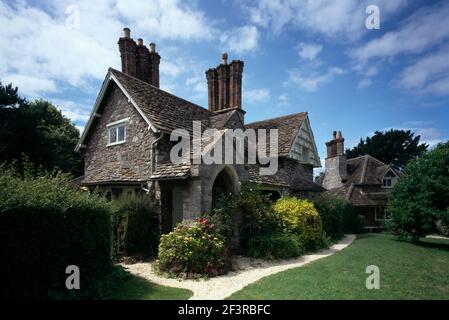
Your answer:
[112,275,193,300]
[229,233,449,300]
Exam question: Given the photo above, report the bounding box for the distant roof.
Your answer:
[322,154,401,206]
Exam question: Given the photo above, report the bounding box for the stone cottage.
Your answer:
[317,131,401,231]
[75,28,323,234]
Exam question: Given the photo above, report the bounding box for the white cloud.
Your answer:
[297,43,323,61]
[244,88,270,103]
[277,93,289,106]
[381,125,446,149]
[351,3,449,63]
[115,0,215,41]
[2,74,57,96]
[52,99,91,123]
[220,25,259,54]
[245,0,407,40]
[0,0,216,99]
[287,67,345,92]
[397,45,449,95]
[358,78,372,89]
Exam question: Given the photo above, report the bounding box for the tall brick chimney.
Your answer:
[206,68,218,111]
[148,43,160,88]
[322,131,347,189]
[118,28,137,77]
[117,28,160,88]
[230,60,244,108]
[206,53,244,112]
[136,38,150,83]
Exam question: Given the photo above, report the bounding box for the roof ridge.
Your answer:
[109,68,212,116]
[246,112,307,126]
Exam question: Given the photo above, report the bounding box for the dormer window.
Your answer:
[382,169,398,188]
[107,118,129,146]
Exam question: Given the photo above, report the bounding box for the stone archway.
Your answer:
[211,166,239,209]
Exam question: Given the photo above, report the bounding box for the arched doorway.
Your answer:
[212,168,237,209]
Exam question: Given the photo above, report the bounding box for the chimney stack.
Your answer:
[117,28,160,88]
[148,43,160,88]
[206,53,244,112]
[323,131,347,189]
[118,28,137,77]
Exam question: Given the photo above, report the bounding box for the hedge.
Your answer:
[0,165,114,299]
[112,194,160,259]
[313,194,359,239]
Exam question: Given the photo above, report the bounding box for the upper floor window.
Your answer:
[382,170,397,188]
[107,118,129,146]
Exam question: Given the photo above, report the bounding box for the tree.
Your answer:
[386,141,449,241]
[346,129,428,168]
[0,81,84,177]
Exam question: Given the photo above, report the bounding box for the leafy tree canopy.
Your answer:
[0,81,83,177]
[346,129,428,168]
[387,141,449,240]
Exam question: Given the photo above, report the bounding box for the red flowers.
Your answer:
[196,217,215,230]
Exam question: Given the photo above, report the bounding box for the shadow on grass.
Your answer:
[414,239,449,252]
[112,274,192,300]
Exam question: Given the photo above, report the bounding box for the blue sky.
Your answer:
[1,0,448,170]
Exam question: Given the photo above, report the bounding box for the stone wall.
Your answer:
[84,84,155,183]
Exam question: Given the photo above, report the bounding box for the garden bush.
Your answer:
[112,194,160,259]
[157,218,227,277]
[273,196,326,250]
[247,233,304,259]
[237,185,280,250]
[387,141,449,240]
[314,194,359,239]
[0,164,114,299]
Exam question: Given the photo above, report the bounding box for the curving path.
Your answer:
[122,234,356,300]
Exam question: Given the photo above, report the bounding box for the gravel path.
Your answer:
[122,234,355,300]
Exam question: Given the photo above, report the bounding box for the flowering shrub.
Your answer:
[157,218,226,277]
[273,197,325,249]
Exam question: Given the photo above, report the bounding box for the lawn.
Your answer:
[112,275,192,300]
[229,233,449,300]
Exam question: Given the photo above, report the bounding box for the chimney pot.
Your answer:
[222,52,228,65]
[123,27,131,39]
[149,43,156,53]
[333,131,337,140]
[137,38,143,46]
[337,131,343,140]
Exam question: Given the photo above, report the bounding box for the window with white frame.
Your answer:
[107,118,129,146]
[382,170,397,188]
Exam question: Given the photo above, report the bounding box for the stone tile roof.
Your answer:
[346,155,393,185]
[110,68,212,133]
[324,155,400,206]
[150,162,191,180]
[290,176,325,191]
[245,113,307,157]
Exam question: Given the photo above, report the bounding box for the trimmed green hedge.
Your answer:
[112,194,160,259]
[0,165,114,299]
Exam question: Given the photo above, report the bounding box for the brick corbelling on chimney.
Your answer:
[217,63,230,110]
[118,28,160,88]
[118,32,137,77]
[230,60,244,109]
[136,39,150,83]
[148,50,161,88]
[206,68,218,111]
[206,53,244,112]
